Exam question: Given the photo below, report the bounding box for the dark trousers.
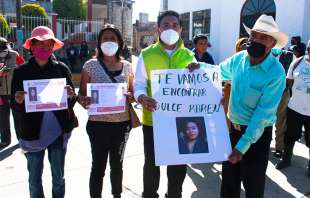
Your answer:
[0,95,21,142]
[275,89,290,150]
[86,120,131,198]
[221,124,272,198]
[142,125,187,198]
[0,95,11,143]
[284,107,310,147]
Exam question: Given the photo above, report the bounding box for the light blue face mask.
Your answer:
[271,48,282,56]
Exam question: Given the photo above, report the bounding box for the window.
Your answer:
[180,12,190,42]
[192,9,211,37]
[240,0,276,37]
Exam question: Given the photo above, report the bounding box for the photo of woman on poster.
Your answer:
[91,90,99,104]
[176,117,209,154]
[28,87,37,102]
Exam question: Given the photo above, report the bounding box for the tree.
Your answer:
[0,15,10,36]
[21,4,48,36]
[21,3,48,17]
[53,0,87,19]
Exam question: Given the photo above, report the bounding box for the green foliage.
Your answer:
[0,15,10,36]
[53,0,87,19]
[22,3,48,17]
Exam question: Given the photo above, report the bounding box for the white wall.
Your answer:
[218,0,245,62]
[167,0,226,63]
[275,0,306,48]
[166,0,308,62]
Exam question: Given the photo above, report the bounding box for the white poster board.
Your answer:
[23,78,68,113]
[151,66,231,165]
[87,83,127,115]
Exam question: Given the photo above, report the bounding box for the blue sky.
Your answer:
[132,0,160,22]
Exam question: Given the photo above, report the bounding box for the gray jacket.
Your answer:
[0,49,18,95]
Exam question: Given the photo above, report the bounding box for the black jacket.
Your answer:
[11,57,78,140]
[178,135,209,154]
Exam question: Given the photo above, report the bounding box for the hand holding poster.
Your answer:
[151,66,231,165]
[23,78,68,113]
[87,83,127,115]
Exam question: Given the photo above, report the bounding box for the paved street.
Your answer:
[0,102,310,198]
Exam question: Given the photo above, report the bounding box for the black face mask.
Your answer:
[246,40,266,58]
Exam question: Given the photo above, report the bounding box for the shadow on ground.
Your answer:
[268,148,310,198]
[187,151,310,198]
[0,144,19,161]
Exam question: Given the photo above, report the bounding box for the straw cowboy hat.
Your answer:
[243,14,288,48]
[23,26,64,50]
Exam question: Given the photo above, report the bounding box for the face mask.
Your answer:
[100,42,119,56]
[246,40,266,58]
[160,29,179,45]
[32,47,53,61]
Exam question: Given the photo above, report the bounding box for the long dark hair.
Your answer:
[96,24,124,61]
[176,117,206,141]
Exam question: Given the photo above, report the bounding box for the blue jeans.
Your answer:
[25,136,66,198]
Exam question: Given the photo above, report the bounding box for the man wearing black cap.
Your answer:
[192,34,214,65]
[0,37,19,148]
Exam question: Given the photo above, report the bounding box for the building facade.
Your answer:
[88,0,134,46]
[133,13,157,54]
[162,0,310,63]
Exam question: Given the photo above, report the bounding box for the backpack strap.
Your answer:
[291,56,304,75]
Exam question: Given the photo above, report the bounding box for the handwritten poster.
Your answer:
[151,65,231,165]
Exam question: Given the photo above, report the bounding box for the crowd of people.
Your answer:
[0,9,309,198]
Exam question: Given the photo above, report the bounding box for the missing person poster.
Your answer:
[151,65,231,165]
[23,78,68,113]
[87,83,127,115]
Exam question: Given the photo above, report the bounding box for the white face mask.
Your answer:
[160,29,179,45]
[100,42,119,56]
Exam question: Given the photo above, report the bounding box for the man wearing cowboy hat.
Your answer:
[219,14,288,197]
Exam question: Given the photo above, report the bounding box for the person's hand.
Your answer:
[78,95,91,109]
[228,148,243,164]
[137,94,157,112]
[15,91,27,104]
[186,62,200,72]
[65,85,75,99]
[124,91,135,104]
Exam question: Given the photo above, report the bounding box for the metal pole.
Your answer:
[16,0,22,29]
[16,0,23,49]
[107,0,112,23]
[1,0,5,14]
[87,0,93,32]
[121,0,124,35]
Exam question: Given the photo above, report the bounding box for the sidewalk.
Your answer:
[0,103,310,198]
